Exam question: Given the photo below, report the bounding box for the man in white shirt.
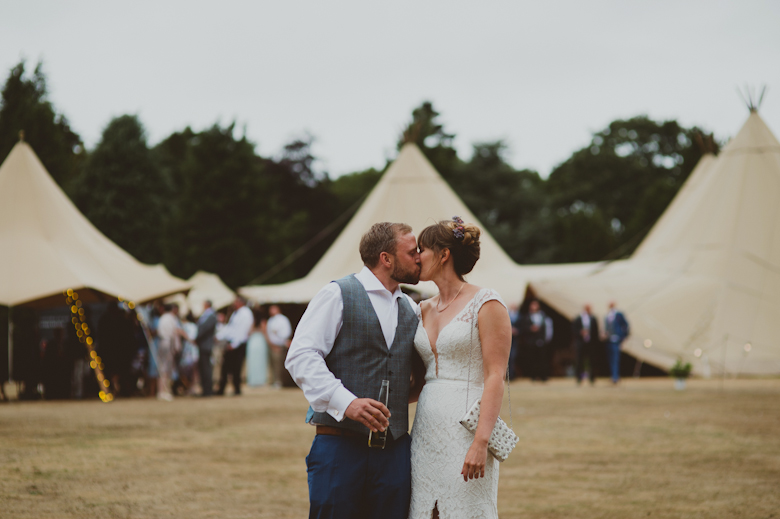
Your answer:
[285,222,423,519]
[267,305,292,389]
[215,297,254,396]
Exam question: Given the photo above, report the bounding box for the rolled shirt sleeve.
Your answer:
[285,283,357,421]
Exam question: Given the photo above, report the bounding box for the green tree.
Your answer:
[397,103,556,264]
[254,136,341,282]
[544,116,713,262]
[456,142,553,263]
[0,61,83,189]
[71,115,166,264]
[327,167,382,211]
[398,101,460,177]
[156,124,265,287]
[155,126,341,287]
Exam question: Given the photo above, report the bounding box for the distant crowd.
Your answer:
[3,296,630,402]
[507,300,629,385]
[4,297,293,401]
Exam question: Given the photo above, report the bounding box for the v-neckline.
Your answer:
[421,289,483,376]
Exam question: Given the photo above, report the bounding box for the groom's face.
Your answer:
[390,232,421,285]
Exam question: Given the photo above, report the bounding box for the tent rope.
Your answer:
[245,192,369,286]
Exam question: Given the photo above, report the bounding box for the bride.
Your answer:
[409,217,512,519]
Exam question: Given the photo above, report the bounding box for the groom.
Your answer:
[286,222,423,519]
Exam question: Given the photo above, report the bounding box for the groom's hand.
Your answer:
[345,398,390,433]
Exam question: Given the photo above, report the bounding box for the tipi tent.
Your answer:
[0,140,190,307]
[241,143,595,304]
[165,271,235,317]
[531,111,780,375]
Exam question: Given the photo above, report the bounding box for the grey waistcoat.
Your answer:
[310,274,418,439]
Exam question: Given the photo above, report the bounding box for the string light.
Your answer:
[693,348,702,358]
[63,289,114,403]
[643,339,652,348]
[744,343,752,353]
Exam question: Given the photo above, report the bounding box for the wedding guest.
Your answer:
[267,305,292,389]
[97,303,135,395]
[521,300,550,382]
[17,311,42,401]
[572,304,600,385]
[195,300,218,396]
[246,307,269,387]
[42,327,71,399]
[507,303,521,380]
[156,304,188,401]
[216,297,254,396]
[176,312,200,395]
[602,302,629,384]
[145,301,166,397]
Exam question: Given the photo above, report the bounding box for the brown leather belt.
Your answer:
[315,425,366,439]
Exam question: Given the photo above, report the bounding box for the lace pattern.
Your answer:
[410,288,506,519]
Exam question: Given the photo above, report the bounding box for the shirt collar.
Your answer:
[356,266,404,300]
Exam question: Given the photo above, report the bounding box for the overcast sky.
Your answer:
[3,1,779,178]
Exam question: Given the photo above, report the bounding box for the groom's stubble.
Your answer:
[390,256,421,285]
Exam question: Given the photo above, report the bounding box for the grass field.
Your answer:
[1,378,778,518]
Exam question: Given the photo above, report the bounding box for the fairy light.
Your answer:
[694,348,703,358]
[63,289,114,403]
[744,343,752,353]
[643,339,652,348]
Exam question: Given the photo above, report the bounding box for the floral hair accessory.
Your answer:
[452,216,465,240]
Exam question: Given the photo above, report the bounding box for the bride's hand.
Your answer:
[461,439,488,482]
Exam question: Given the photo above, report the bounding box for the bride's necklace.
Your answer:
[436,283,466,313]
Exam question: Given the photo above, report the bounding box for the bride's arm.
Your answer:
[461,300,511,482]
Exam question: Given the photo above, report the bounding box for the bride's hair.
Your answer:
[418,219,481,279]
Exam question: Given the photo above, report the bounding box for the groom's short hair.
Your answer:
[360,222,412,268]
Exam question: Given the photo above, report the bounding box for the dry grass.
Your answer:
[1,378,778,519]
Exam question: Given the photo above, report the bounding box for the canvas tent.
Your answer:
[241,143,595,304]
[164,271,235,318]
[0,140,190,307]
[531,111,780,376]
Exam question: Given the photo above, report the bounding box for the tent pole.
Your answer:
[7,306,12,385]
[720,333,729,392]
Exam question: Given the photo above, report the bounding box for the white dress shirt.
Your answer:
[267,313,292,348]
[216,306,254,348]
[157,313,181,350]
[580,312,591,342]
[285,267,421,423]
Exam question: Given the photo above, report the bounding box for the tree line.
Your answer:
[0,61,718,289]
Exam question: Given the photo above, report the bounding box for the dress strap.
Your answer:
[469,289,507,327]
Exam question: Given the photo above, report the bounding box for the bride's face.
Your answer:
[418,243,438,282]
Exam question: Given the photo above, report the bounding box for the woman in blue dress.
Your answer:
[246,306,269,386]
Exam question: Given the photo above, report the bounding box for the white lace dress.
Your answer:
[410,289,506,519]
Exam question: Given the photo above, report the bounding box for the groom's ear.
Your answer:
[378,251,393,269]
[440,248,451,264]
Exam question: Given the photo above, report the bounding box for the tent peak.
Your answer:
[18,130,24,142]
[737,85,768,113]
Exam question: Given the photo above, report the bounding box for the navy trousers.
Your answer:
[607,341,622,382]
[306,432,411,519]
